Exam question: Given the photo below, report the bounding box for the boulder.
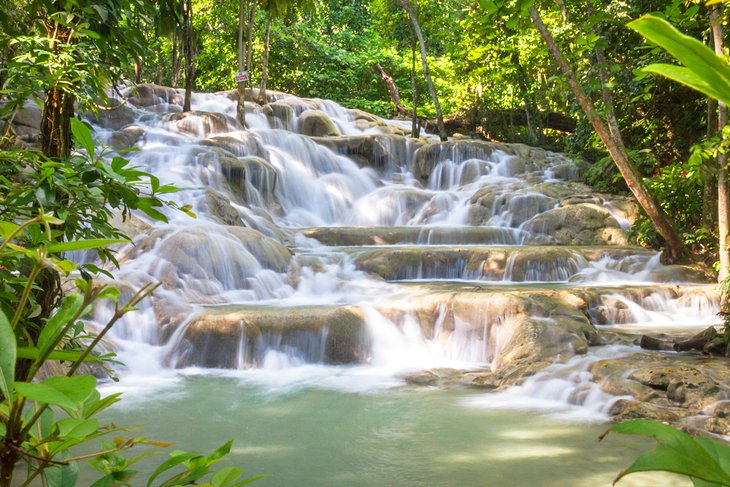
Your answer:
[201,132,267,159]
[86,104,137,130]
[297,109,340,137]
[591,352,730,437]
[313,134,420,170]
[126,84,184,107]
[521,203,628,245]
[169,305,366,368]
[165,111,241,138]
[205,189,244,227]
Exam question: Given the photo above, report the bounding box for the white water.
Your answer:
[87,86,720,425]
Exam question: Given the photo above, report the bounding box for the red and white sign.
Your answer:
[234,71,249,83]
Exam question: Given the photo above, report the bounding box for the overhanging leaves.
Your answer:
[628,14,730,106]
[604,420,730,486]
[0,310,16,400]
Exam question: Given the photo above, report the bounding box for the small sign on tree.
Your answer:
[235,71,249,83]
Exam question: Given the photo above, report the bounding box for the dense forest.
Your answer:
[4,2,730,486]
[0,0,725,266]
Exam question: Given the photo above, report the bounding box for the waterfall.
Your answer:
[85,85,719,419]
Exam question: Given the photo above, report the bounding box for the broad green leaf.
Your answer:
[97,286,121,301]
[628,15,730,106]
[55,417,99,439]
[71,118,95,159]
[15,375,96,410]
[642,63,730,107]
[138,198,169,223]
[83,392,122,418]
[0,221,19,239]
[17,347,101,363]
[89,475,116,487]
[46,238,128,253]
[607,420,730,485]
[0,310,15,400]
[37,293,85,359]
[211,467,244,487]
[146,451,200,487]
[44,460,80,487]
[0,422,6,438]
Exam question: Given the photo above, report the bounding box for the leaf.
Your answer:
[70,118,95,159]
[606,420,730,485]
[55,417,99,439]
[0,310,15,400]
[46,238,128,253]
[16,347,101,363]
[145,451,200,487]
[14,375,97,410]
[627,15,730,106]
[0,221,19,239]
[211,467,244,487]
[37,293,85,359]
[44,462,80,487]
[137,198,168,223]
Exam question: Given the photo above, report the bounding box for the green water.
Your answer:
[85,376,689,487]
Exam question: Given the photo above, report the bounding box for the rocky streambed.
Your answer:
[7,83,726,439]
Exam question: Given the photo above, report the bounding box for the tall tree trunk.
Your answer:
[40,20,75,160]
[237,0,247,127]
[171,32,182,87]
[528,6,689,264]
[40,87,74,160]
[182,0,194,112]
[411,36,418,138]
[586,2,621,142]
[376,63,409,117]
[703,97,719,228]
[397,0,447,141]
[258,14,272,104]
[512,50,539,144]
[711,6,730,300]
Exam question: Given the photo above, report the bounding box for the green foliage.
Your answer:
[0,0,148,120]
[0,120,259,487]
[628,14,730,107]
[629,157,707,250]
[603,419,730,486]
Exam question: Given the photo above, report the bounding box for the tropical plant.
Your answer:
[602,419,730,486]
[0,121,264,486]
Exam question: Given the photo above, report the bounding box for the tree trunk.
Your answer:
[528,6,689,264]
[512,50,539,144]
[236,0,247,127]
[397,0,447,141]
[182,0,194,112]
[587,2,622,143]
[40,87,74,160]
[171,32,182,87]
[703,97,719,228]
[376,63,409,117]
[411,36,418,138]
[258,14,272,104]
[711,6,730,301]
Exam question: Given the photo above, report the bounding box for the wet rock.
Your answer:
[130,225,292,294]
[126,84,184,107]
[313,134,421,170]
[205,189,244,226]
[521,203,627,245]
[171,305,366,368]
[591,352,730,436]
[298,109,340,137]
[202,131,267,159]
[165,111,241,138]
[86,104,137,130]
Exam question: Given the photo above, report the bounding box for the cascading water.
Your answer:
[79,85,718,485]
